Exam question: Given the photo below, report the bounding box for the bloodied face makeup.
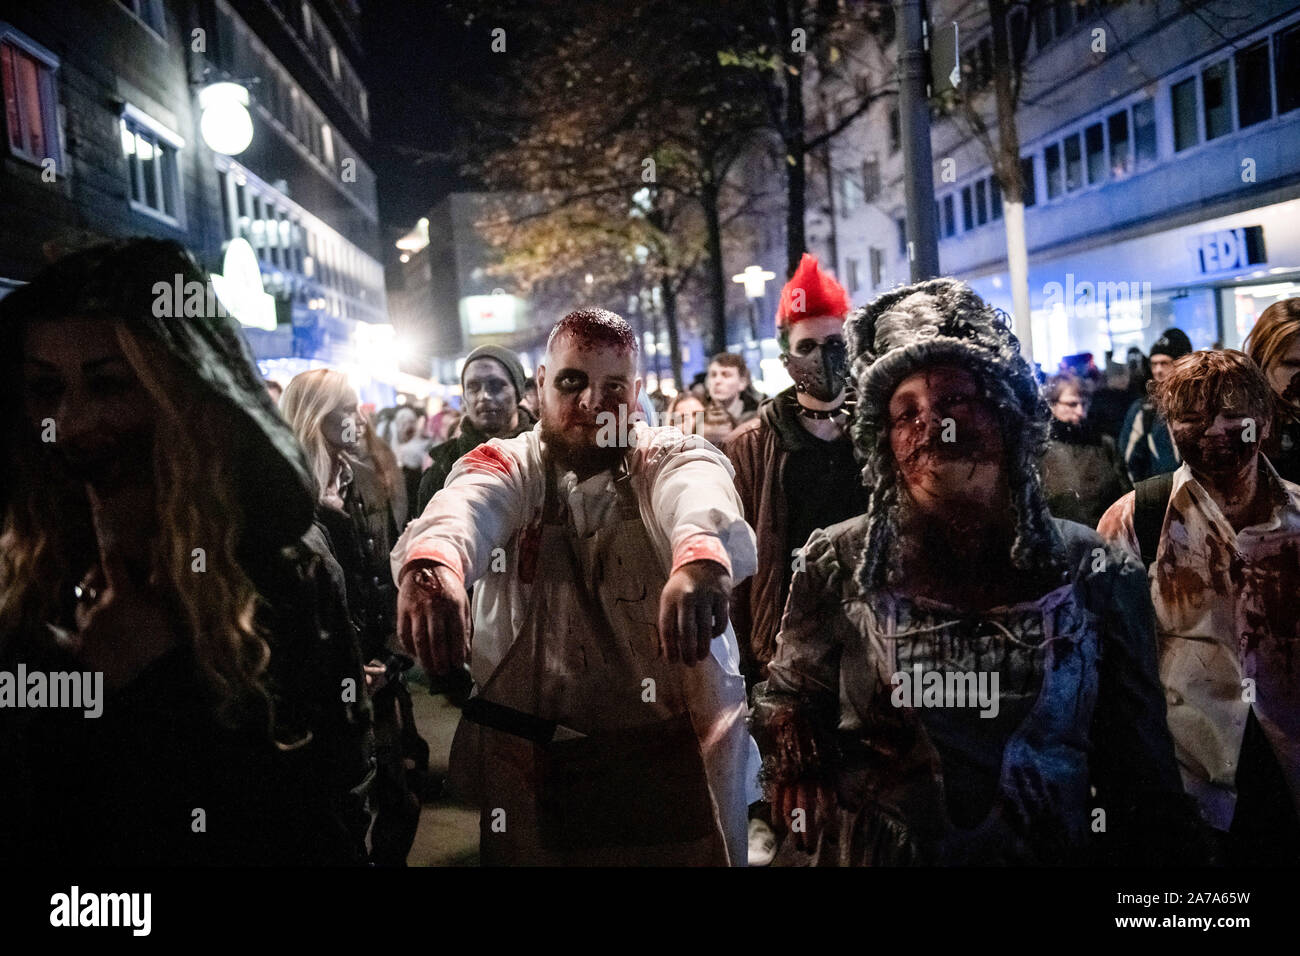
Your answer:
[21,316,157,490]
[538,329,641,477]
[887,365,1006,513]
[1169,407,1261,484]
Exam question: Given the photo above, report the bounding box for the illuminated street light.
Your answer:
[732,264,775,346]
[198,82,254,156]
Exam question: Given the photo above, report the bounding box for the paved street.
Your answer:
[405,675,480,867]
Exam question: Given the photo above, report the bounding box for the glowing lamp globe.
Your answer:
[199,83,254,156]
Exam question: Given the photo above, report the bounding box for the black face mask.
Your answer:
[781,338,849,402]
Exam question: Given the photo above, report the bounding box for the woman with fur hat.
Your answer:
[751,278,1203,865]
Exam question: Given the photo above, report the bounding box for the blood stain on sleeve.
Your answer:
[462,444,514,477]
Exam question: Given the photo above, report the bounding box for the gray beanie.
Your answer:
[462,345,526,402]
[844,278,1062,590]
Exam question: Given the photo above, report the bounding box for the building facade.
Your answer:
[807,0,1300,370]
[0,0,408,402]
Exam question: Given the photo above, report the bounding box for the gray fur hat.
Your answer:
[844,278,1062,590]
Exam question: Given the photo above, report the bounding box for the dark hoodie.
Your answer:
[725,386,868,687]
[415,403,536,515]
[0,239,371,865]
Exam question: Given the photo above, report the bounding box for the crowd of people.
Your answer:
[1,236,1297,867]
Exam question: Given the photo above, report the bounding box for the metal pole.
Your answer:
[895,0,940,280]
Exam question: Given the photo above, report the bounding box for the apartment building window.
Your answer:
[990,176,1002,220]
[846,257,860,294]
[961,186,973,231]
[869,247,885,288]
[121,111,182,222]
[895,217,907,257]
[863,154,881,200]
[974,179,988,226]
[1279,25,1300,114]
[941,194,956,238]
[1020,156,1036,207]
[1063,132,1083,191]
[1171,77,1198,151]
[118,0,165,37]
[888,107,900,153]
[1084,122,1105,184]
[1202,60,1232,140]
[1133,98,1157,166]
[1107,110,1130,176]
[1,29,59,165]
[1044,142,1062,199]
[1235,40,1271,128]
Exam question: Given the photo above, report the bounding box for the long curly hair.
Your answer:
[845,279,1064,592]
[0,324,277,736]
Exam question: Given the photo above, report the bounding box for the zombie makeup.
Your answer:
[887,366,1006,512]
[538,334,639,477]
[463,357,518,435]
[322,397,360,453]
[1170,410,1260,484]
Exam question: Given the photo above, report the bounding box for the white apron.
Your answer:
[449,465,748,865]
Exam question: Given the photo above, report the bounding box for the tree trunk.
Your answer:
[701,180,728,356]
[662,275,685,390]
[988,0,1033,359]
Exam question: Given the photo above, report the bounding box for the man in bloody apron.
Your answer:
[392,308,759,865]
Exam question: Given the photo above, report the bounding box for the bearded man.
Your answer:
[391,308,759,865]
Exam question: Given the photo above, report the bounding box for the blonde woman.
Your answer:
[1244,298,1300,483]
[0,239,370,865]
[282,368,430,865]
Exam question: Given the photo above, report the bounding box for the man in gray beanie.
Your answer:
[752,278,1205,865]
[416,345,535,514]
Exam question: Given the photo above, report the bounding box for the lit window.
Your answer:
[121,114,181,221]
[1,31,59,165]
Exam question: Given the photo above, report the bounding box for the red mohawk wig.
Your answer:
[777,253,851,328]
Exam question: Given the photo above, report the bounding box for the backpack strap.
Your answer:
[1132,471,1175,569]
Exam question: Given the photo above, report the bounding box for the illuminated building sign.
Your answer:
[1192,225,1266,274]
[212,238,277,331]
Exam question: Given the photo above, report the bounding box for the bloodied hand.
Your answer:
[657,559,731,666]
[397,561,471,676]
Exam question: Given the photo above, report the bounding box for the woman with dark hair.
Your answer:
[0,239,371,866]
[1244,297,1300,484]
[752,278,1203,866]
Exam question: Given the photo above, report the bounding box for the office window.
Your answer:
[862,154,881,200]
[121,116,180,221]
[1063,132,1082,191]
[1235,40,1272,128]
[846,257,860,294]
[1,35,58,164]
[990,176,1002,220]
[1278,25,1300,114]
[1044,143,1062,199]
[1034,3,1054,50]
[1085,122,1106,184]
[1202,60,1232,140]
[974,179,988,226]
[1020,156,1036,207]
[941,194,955,237]
[1054,0,1074,37]
[1107,110,1130,177]
[869,247,885,288]
[961,185,974,230]
[895,217,907,257]
[1133,98,1157,166]
[1172,77,1198,151]
[119,0,165,36]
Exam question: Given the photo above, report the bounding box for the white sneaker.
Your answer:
[747,817,777,867]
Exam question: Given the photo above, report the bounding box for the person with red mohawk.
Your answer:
[725,253,870,864]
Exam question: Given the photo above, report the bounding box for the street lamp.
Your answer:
[198,82,254,156]
[732,265,775,344]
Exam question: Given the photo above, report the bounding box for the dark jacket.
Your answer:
[416,404,536,514]
[725,387,868,686]
[697,391,760,450]
[752,515,1207,865]
[1120,395,1180,483]
[1040,419,1132,528]
[0,239,371,866]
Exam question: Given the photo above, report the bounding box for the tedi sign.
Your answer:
[1191,225,1267,275]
